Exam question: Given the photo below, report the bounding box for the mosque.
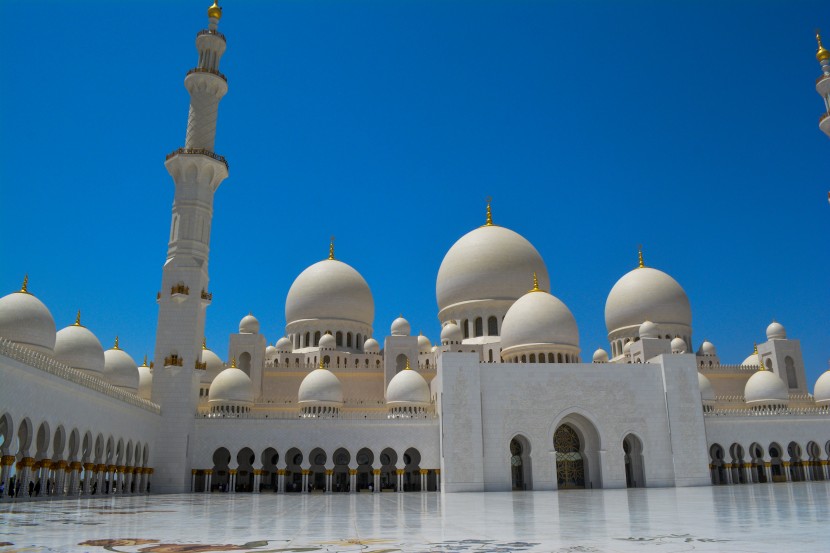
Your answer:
[1,3,829,498]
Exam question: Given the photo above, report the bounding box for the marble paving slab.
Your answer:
[0,482,827,552]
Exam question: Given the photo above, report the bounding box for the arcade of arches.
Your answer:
[708,440,830,485]
[193,446,439,493]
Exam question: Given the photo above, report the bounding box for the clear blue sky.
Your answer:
[1,1,828,387]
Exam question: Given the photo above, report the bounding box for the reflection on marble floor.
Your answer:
[0,482,828,552]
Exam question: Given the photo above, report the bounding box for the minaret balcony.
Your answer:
[171,283,190,304]
[196,29,226,43]
[821,113,830,138]
[165,148,229,171]
[194,360,207,370]
[186,66,227,83]
[164,355,184,367]
[818,74,830,97]
[201,289,213,305]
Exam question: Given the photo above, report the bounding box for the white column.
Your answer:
[301,470,309,493]
[191,470,197,492]
[436,469,441,492]
[420,470,427,491]
[349,468,357,493]
[229,470,237,493]
[205,470,212,493]
[253,470,261,493]
[277,470,285,493]
[325,470,332,493]
[373,468,380,492]
[0,457,13,499]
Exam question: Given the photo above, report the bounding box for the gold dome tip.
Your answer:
[328,236,335,260]
[142,355,148,367]
[484,196,494,226]
[817,30,830,61]
[113,336,120,350]
[19,274,29,294]
[230,357,237,368]
[74,310,82,326]
[202,337,207,350]
[208,1,222,20]
[637,244,645,268]
[404,358,411,370]
[529,272,543,293]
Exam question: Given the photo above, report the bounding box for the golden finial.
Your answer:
[328,236,335,260]
[754,342,764,371]
[208,1,222,20]
[319,358,325,369]
[637,245,644,268]
[19,274,29,294]
[484,196,494,226]
[74,310,82,326]
[230,357,237,368]
[529,272,542,292]
[202,337,207,350]
[404,357,411,370]
[142,355,148,367]
[817,30,830,62]
[113,336,120,350]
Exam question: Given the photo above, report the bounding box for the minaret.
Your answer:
[816,31,830,138]
[151,1,229,493]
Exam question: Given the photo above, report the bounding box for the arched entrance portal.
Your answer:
[554,425,585,489]
[509,436,532,491]
[623,434,645,488]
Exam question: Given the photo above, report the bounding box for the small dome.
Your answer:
[285,259,374,327]
[265,344,277,357]
[638,320,659,339]
[745,369,788,406]
[440,322,463,344]
[200,347,225,384]
[239,313,260,334]
[697,340,717,356]
[54,317,105,374]
[623,341,632,354]
[137,358,152,400]
[391,316,411,336]
[275,336,293,353]
[103,340,140,393]
[670,337,687,354]
[500,289,579,351]
[0,281,57,355]
[741,352,760,367]
[814,370,830,405]
[766,321,786,340]
[319,332,336,350]
[387,366,430,406]
[417,333,432,353]
[363,337,380,353]
[605,266,691,334]
[298,367,343,406]
[698,372,715,402]
[592,348,609,363]
[209,364,253,405]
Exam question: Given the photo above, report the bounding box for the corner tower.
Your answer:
[151,1,229,493]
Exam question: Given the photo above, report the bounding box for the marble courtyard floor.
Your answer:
[0,483,827,553]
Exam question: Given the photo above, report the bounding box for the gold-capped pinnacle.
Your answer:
[529,272,543,293]
[484,196,494,226]
[754,342,764,371]
[202,337,207,350]
[328,236,335,260]
[817,30,830,62]
[404,357,411,370]
[230,357,237,368]
[74,310,82,327]
[113,336,120,350]
[142,355,149,367]
[319,358,325,369]
[637,245,645,269]
[208,1,222,20]
[19,274,29,294]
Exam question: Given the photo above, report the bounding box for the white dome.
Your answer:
[387,368,430,406]
[814,370,830,405]
[766,321,786,340]
[670,337,687,354]
[744,370,788,406]
[276,336,293,353]
[391,316,411,336]
[592,348,609,363]
[209,366,253,405]
[605,267,691,334]
[417,333,432,353]
[0,287,56,355]
[436,225,549,312]
[363,337,380,353]
[200,348,225,383]
[239,313,260,334]
[298,368,343,406]
[698,372,715,402]
[54,321,104,374]
[137,360,152,400]
[319,332,336,350]
[501,290,579,351]
[440,322,463,344]
[741,353,760,367]
[265,344,277,356]
[285,259,374,326]
[103,342,140,393]
[638,320,659,339]
[697,340,717,356]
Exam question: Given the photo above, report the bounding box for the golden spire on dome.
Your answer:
[202,337,207,350]
[328,236,335,260]
[817,30,830,62]
[142,355,149,367]
[404,357,411,370]
[208,1,222,20]
[319,358,326,369]
[754,342,764,371]
[637,245,645,268]
[19,274,29,294]
[529,272,543,293]
[484,196,494,226]
[113,336,120,350]
[74,310,82,326]
[230,357,237,368]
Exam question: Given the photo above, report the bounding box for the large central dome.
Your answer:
[436,225,549,312]
[286,259,374,326]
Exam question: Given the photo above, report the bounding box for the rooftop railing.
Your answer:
[186,66,227,83]
[165,148,229,170]
[196,29,226,42]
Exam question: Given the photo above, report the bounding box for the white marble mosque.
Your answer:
[1,3,830,512]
